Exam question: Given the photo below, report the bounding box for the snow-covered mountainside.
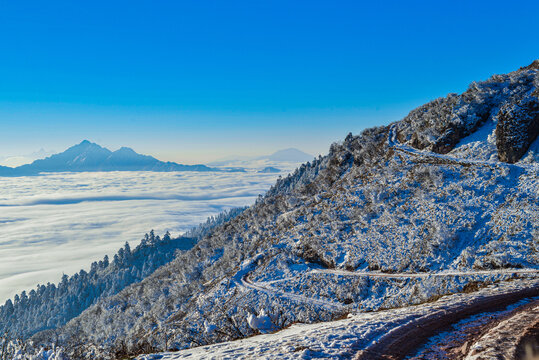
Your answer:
[132,280,538,360]
[0,140,229,176]
[5,62,539,359]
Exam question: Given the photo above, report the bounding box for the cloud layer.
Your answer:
[0,170,283,303]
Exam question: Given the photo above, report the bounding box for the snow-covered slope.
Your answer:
[130,279,538,360]
[7,61,539,359]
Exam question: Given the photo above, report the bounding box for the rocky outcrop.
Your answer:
[496,95,539,163]
[395,60,538,160]
[519,59,539,72]
[395,95,459,152]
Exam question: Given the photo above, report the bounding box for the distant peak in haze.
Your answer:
[266,148,313,162]
[208,147,314,167]
[67,140,106,152]
[73,139,100,148]
[117,146,136,152]
[0,141,233,176]
[112,147,140,156]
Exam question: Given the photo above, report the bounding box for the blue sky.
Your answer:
[0,0,538,163]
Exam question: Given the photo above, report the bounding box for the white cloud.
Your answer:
[0,170,284,303]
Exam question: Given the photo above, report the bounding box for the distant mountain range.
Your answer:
[264,148,313,162]
[209,148,313,166]
[258,166,281,173]
[0,140,229,176]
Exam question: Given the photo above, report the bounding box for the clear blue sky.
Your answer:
[0,0,538,163]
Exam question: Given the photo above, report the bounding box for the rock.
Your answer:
[496,95,539,163]
[518,59,539,72]
[458,341,470,355]
[394,62,539,158]
[432,125,465,154]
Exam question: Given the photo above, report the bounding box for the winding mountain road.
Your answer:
[232,252,539,358]
[239,264,538,311]
[240,272,345,311]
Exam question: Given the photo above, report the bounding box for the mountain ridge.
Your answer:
[0,140,231,176]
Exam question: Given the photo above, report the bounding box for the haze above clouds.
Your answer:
[0,148,55,167]
[0,170,286,303]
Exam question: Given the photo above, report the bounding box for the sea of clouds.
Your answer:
[0,170,285,303]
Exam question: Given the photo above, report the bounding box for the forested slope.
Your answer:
[0,208,245,342]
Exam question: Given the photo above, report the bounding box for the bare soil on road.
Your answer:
[354,285,539,360]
